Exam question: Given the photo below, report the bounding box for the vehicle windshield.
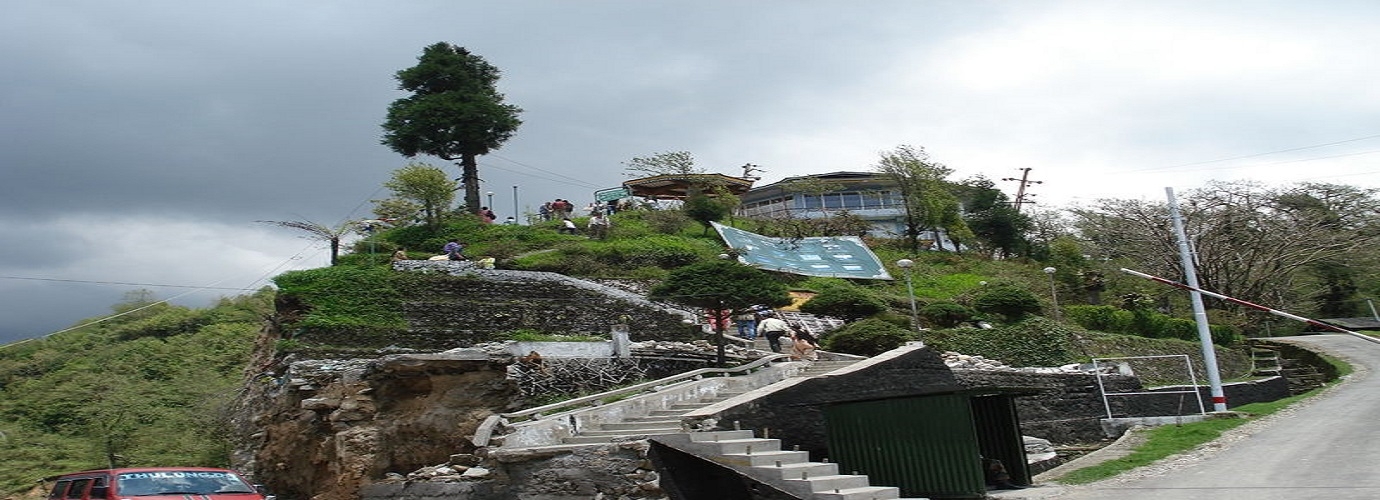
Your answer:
[116,471,256,496]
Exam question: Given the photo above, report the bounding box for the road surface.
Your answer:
[1051,334,1380,500]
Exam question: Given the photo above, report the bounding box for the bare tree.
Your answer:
[1070,180,1380,330]
[622,150,702,177]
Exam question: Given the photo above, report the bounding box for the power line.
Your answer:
[485,154,606,189]
[1133,132,1380,173]
[0,275,262,291]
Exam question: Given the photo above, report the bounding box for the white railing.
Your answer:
[499,353,789,422]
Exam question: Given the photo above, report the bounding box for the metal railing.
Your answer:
[499,353,789,422]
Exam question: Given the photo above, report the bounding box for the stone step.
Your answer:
[580,426,680,436]
[811,485,904,500]
[689,430,756,441]
[715,449,811,468]
[754,461,840,480]
[562,433,676,444]
[784,473,873,492]
[624,415,684,423]
[600,421,685,431]
[696,437,783,455]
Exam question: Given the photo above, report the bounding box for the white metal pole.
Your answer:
[1166,187,1228,412]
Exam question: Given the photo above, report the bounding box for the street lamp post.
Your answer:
[486,191,495,211]
[1043,267,1062,322]
[897,259,920,331]
[512,185,519,224]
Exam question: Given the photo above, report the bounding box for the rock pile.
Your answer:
[941,351,1100,374]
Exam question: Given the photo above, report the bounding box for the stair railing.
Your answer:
[500,353,789,422]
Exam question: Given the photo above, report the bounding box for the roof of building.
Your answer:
[621,173,755,200]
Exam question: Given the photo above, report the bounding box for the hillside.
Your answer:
[0,212,1262,498]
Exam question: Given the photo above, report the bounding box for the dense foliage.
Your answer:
[820,318,917,356]
[0,291,272,496]
[381,42,523,214]
[272,266,406,338]
[925,317,1078,368]
[798,282,889,322]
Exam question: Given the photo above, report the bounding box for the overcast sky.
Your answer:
[4,1,1380,345]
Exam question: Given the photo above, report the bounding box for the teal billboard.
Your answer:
[712,222,893,280]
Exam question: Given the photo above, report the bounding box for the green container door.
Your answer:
[824,394,986,499]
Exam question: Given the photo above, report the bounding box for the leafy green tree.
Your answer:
[376,162,457,228]
[648,260,791,365]
[682,189,732,235]
[956,176,1032,258]
[799,284,888,321]
[972,284,1043,323]
[622,150,702,177]
[382,42,523,215]
[820,318,914,356]
[919,302,976,328]
[874,145,964,253]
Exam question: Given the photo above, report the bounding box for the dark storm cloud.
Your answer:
[4,1,1380,344]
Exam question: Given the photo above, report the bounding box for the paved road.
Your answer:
[1050,334,1380,500]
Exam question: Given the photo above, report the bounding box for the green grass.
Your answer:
[1056,353,1349,484]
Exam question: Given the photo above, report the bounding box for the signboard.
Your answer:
[712,222,893,280]
[595,187,631,202]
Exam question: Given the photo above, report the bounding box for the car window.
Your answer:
[48,480,70,500]
[65,479,89,499]
[116,471,255,496]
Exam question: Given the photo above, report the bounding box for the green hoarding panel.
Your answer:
[825,394,986,498]
[595,187,631,202]
[712,222,893,280]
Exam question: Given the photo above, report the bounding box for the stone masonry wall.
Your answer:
[310,262,703,350]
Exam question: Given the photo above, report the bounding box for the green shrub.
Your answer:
[1065,305,1240,345]
[821,318,917,356]
[592,235,713,268]
[972,284,1042,323]
[272,266,406,336]
[799,284,889,321]
[641,210,693,234]
[919,302,976,328]
[926,317,1077,367]
[1065,305,1131,333]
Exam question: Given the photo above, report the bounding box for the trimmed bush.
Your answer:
[799,284,889,321]
[821,318,917,356]
[919,301,976,328]
[972,284,1042,323]
[926,317,1078,367]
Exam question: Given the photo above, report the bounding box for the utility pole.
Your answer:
[1001,168,1043,212]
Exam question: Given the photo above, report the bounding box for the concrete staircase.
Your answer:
[1250,340,1327,394]
[559,360,858,445]
[560,390,744,444]
[550,358,931,499]
[661,430,928,500]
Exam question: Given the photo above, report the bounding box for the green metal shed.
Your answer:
[823,391,1031,499]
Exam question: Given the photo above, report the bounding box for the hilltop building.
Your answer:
[737,171,959,248]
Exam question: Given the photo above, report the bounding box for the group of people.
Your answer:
[538,199,576,221]
[722,307,820,361]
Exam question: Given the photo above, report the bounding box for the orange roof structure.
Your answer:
[621,173,755,200]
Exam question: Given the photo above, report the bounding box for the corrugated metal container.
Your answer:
[970,394,1031,485]
[824,394,986,499]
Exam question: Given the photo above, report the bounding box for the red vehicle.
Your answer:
[45,467,269,500]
